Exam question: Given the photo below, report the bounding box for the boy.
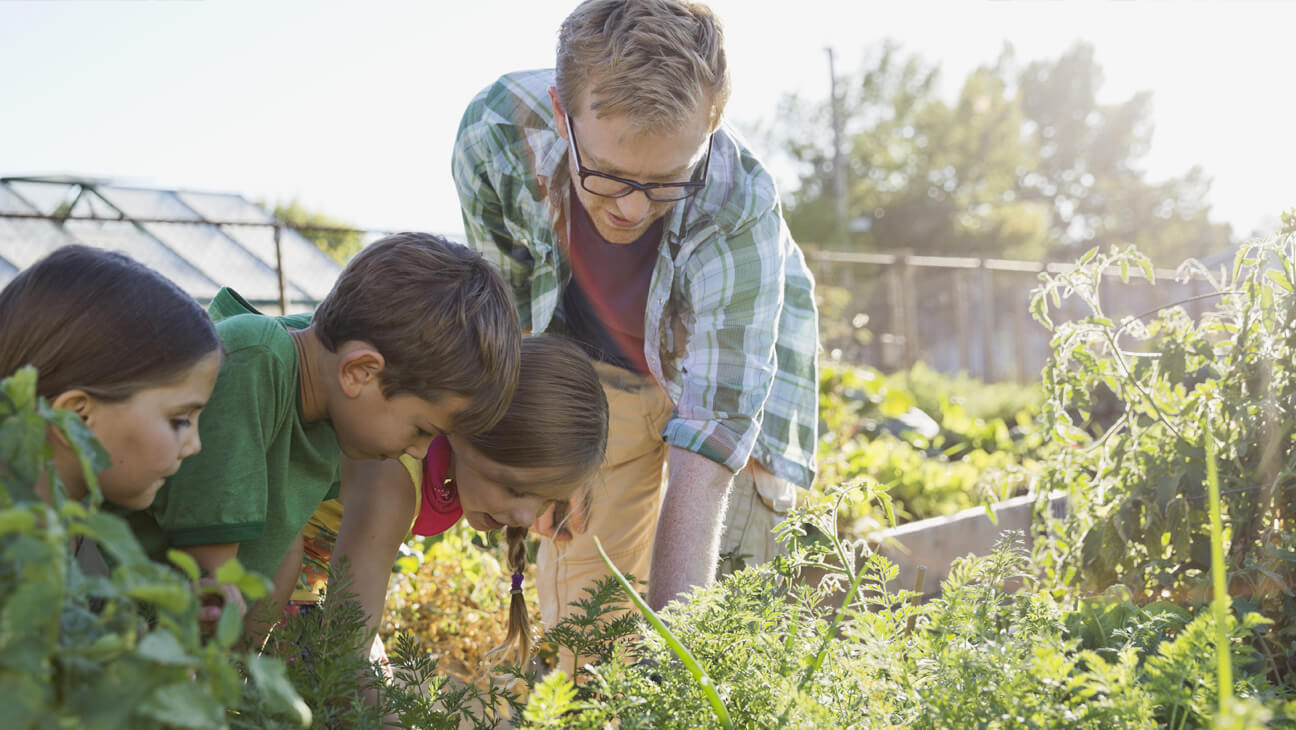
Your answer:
[129,232,522,631]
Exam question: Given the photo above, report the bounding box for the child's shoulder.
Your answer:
[208,287,298,358]
[216,312,294,355]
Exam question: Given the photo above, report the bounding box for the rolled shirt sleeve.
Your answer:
[661,202,785,475]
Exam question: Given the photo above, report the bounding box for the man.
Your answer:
[452,0,818,624]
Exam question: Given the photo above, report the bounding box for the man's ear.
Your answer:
[337,346,386,398]
[50,389,96,426]
[550,86,569,142]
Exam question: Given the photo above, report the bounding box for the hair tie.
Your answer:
[510,572,524,595]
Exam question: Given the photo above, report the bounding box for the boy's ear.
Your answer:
[337,346,386,398]
[50,389,96,426]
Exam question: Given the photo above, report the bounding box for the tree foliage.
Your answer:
[776,41,1232,264]
[272,200,363,265]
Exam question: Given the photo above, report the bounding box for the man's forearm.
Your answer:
[647,446,734,610]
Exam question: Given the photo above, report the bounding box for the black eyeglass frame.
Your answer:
[564,113,713,202]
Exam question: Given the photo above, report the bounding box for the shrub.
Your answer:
[0,366,309,729]
[1031,236,1296,688]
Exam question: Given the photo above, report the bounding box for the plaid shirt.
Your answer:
[452,69,819,488]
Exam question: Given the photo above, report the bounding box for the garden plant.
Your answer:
[6,224,1296,728]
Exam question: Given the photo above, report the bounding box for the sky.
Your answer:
[1,0,1292,241]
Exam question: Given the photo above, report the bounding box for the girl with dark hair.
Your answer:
[0,245,222,510]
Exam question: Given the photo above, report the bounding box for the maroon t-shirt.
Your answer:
[561,189,660,375]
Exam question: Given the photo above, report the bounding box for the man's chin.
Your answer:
[593,218,650,245]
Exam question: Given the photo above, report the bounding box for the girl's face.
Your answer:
[447,435,575,532]
[72,352,221,509]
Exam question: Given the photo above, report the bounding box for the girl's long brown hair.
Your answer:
[0,245,218,401]
[469,335,608,665]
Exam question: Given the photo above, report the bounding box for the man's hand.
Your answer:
[533,493,589,543]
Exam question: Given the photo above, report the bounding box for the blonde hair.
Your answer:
[556,0,731,133]
[472,336,608,665]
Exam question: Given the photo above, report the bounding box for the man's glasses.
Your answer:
[564,114,712,202]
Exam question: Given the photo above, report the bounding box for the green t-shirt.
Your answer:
[132,288,341,578]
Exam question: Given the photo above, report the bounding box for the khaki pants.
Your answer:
[536,362,796,631]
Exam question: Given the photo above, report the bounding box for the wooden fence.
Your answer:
[805,248,1220,383]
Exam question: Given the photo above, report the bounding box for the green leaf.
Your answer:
[879,387,916,418]
[0,366,38,413]
[138,682,224,729]
[136,630,197,666]
[83,510,147,565]
[168,549,201,583]
[214,596,243,649]
[1231,247,1247,283]
[1154,470,1181,507]
[1166,497,1191,558]
[0,411,50,488]
[214,559,245,585]
[236,572,271,601]
[524,670,578,726]
[1138,259,1156,285]
[1265,268,1293,292]
[126,583,191,614]
[1,574,63,643]
[0,507,36,537]
[1120,259,1130,283]
[247,654,312,727]
[0,674,50,729]
[1142,503,1166,557]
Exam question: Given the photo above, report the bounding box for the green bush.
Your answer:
[0,367,309,729]
[1032,236,1296,688]
[817,361,1045,525]
[519,483,1292,728]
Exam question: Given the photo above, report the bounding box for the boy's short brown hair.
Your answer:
[312,232,521,434]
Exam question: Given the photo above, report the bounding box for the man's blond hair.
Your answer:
[556,0,730,133]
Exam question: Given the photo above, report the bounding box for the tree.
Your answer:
[272,199,363,264]
[774,41,1232,265]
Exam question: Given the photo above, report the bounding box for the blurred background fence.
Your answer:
[806,246,1224,384]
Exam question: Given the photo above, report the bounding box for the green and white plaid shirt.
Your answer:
[452,69,819,489]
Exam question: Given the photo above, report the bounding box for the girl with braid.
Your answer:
[287,334,608,669]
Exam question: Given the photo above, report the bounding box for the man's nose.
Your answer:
[614,190,650,222]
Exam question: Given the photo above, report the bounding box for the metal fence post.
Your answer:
[273,223,288,315]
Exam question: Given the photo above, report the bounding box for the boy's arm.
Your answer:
[333,456,419,647]
[182,542,240,576]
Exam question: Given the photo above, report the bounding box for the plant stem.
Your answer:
[800,545,871,689]
[1204,428,1232,714]
[1103,330,1187,444]
[593,537,732,730]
